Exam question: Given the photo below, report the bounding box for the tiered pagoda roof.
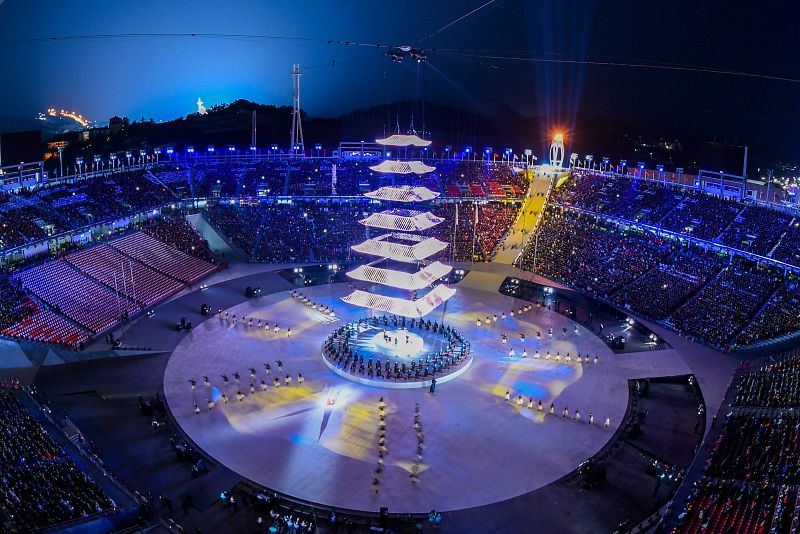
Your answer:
[369,160,436,175]
[364,185,439,203]
[359,209,444,232]
[342,285,456,318]
[346,261,452,291]
[375,133,432,147]
[351,233,448,263]
[342,139,454,318]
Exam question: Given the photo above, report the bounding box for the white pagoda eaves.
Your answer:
[351,233,448,262]
[341,284,456,318]
[375,134,432,147]
[360,209,444,232]
[346,261,452,290]
[364,185,440,203]
[369,160,436,175]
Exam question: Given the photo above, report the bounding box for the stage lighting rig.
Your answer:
[409,48,427,62]
[387,49,405,62]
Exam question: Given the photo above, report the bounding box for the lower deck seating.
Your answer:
[0,388,114,531]
[66,245,183,306]
[13,260,139,333]
[109,232,218,284]
[1,309,90,348]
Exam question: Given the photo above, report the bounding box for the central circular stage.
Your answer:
[322,316,473,389]
[163,279,656,513]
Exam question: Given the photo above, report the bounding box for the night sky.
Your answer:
[1,0,800,158]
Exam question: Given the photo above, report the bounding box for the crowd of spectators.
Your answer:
[518,204,800,347]
[0,272,34,330]
[734,353,800,408]
[658,192,743,240]
[157,159,528,199]
[0,170,177,252]
[0,159,528,256]
[468,202,521,255]
[519,206,670,297]
[207,203,313,263]
[718,204,793,255]
[424,203,480,262]
[0,386,114,530]
[308,201,373,262]
[143,215,214,262]
[737,280,800,346]
[771,220,800,268]
[552,172,684,224]
[669,259,779,347]
[675,479,780,534]
[675,364,800,532]
[552,172,800,258]
[612,245,725,319]
[206,199,497,263]
[705,414,800,483]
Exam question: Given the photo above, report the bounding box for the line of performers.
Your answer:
[324,315,470,381]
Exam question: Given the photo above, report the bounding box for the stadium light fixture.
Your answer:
[228,145,236,152]
[250,145,258,152]
[187,146,195,154]
[207,145,215,153]
[166,147,174,155]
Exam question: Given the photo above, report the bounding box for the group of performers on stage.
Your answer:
[324,315,470,381]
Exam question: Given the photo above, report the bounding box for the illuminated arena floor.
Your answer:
[163,270,699,513]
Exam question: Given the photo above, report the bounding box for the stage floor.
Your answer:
[163,272,695,513]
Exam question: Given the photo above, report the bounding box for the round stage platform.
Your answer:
[163,275,691,513]
[321,317,473,389]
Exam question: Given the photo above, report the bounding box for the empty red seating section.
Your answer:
[469,184,487,197]
[1,309,89,347]
[445,184,462,197]
[13,260,139,333]
[110,232,217,284]
[487,182,505,196]
[66,245,183,306]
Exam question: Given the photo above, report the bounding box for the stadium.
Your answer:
[3,2,800,534]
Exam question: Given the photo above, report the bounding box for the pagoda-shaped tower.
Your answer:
[342,138,456,318]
